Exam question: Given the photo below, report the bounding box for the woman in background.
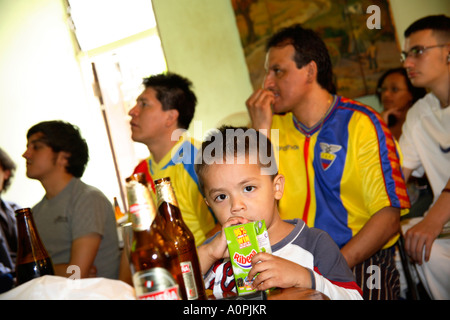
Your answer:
[376,67,427,140]
[377,68,430,218]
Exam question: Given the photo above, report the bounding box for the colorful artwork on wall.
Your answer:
[232,0,401,98]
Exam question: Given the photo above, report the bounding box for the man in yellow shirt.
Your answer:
[129,72,216,246]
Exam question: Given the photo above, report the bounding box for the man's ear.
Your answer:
[166,109,179,127]
[306,61,318,84]
[56,151,70,168]
[273,174,285,200]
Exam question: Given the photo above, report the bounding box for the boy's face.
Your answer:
[22,132,66,181]
[202,156,284,227]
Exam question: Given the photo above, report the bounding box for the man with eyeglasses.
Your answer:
[399,15,450,300]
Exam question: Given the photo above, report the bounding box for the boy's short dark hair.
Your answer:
[27,120,89,178]
[142,72,197,130]
[404,15,450,42]
[195,126,278,193]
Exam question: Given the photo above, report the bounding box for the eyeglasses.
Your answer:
[376,87,407,94]
[400,44,448,63]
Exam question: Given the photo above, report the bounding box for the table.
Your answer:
[207,287,330,300]
[267,287,330,300]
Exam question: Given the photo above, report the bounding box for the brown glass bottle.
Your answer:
[125,173,186,300]
[15,208,54,285]
[155,177,206,300]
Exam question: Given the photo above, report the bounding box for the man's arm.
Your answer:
[53,233,101,278]
[403,175,450,264]
[340,207,400,268]
[402,167,412,183]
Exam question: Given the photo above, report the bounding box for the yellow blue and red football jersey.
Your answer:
[271,96,410,249]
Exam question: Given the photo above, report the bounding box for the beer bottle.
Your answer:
[155,177,206,300]
[125,173,186,300]
[15,208,54,285]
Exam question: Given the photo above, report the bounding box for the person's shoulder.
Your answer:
[180,134,203,151]
[69,180,114,220]
[134,158,150,173]
[401,93,437,133]
[279,219,338,253]
[337,95,379,117]
[295,220,337,248]
[308,226,335,242]
[336,96,394,137]
[408,92,437,117]
[31,196,46,212]
[1,199,21,212]
[72,178,109,202]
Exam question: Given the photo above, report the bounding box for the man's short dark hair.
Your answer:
[142,72,197,130]
[266,24,336,93]
[27,120,89,178]
[404,15,450,42]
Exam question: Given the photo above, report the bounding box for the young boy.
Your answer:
[195,126,363,300]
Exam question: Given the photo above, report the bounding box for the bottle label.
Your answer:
[180,261,198,300]
[129,203,154,231]
[126,180,157,231]
[156,180,179,208]
[133,267,180,300]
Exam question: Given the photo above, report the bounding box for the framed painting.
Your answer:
[232,0,401,98]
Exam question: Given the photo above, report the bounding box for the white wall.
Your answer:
[152,0,254,137]
[0,0,119,207]
[390,0,450,47]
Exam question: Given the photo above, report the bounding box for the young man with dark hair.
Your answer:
[129,72,216,246]
[22,120,120,279]
[400,14,450,299]
[246,24,410,299]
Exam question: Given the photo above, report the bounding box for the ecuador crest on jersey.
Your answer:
[319,142,342,170]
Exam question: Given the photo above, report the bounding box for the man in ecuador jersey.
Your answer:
[271,96,410,250]
[129,73,216,246]
[246,25,410,299]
